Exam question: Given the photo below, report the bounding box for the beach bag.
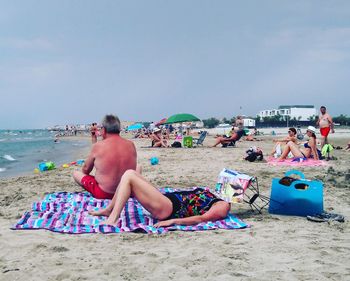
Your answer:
[245,147,263,162]
[183,136,193,148]
[171,141,182,148]
[268,170,323,216]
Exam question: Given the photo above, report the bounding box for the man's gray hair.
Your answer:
[102,114,121,134]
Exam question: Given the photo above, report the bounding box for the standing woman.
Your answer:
[90,123,98,144]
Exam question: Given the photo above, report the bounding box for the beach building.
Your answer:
[258,105,317,121]
[243,118,256,128]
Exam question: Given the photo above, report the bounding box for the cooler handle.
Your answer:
[284,170,305,179]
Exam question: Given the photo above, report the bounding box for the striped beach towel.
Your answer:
[12,188,248,234]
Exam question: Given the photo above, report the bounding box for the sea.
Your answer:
[0,129,90,178]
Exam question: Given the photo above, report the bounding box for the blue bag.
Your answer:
[268,170,323,216]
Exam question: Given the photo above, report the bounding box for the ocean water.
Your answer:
[0,129,89,178]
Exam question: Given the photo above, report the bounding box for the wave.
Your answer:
[3,154,16,161]
[0,168,6,172]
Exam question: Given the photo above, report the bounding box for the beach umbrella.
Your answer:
[127,123,143,131]
[164,113,201,124]
[156,118,167,126]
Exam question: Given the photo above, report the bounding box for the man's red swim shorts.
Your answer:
[320,127,331,137]
[81,175,114,199]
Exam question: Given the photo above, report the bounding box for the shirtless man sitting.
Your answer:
[73,114,138,199]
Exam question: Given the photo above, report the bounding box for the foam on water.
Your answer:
[0,168,6,172]
[3,154,16,161]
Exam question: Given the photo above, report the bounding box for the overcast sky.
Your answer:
[1,1,349,129]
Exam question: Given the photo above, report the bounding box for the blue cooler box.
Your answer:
[269,170,323,216]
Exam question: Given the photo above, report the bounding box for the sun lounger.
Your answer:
[193,131,207,147]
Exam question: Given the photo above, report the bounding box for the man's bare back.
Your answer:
[90,135,136,193]
[73,114,138,198]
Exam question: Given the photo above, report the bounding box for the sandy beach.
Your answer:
[1,131,349,280]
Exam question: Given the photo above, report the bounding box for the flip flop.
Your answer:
[307,213,345,223]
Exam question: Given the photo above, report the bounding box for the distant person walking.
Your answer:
[90,123,98,144]
[73,115,138,199]
[316,106,334,147]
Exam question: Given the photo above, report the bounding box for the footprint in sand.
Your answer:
[51,246,69,253]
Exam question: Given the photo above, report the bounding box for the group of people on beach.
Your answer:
[270,106,335,161]
[74,106,342,227]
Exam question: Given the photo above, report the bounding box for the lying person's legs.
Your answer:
[89,170,173,226]
[279,141,304,160]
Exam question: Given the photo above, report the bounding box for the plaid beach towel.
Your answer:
[12,187,248,234]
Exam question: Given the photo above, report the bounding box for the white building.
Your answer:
[243,118,256,128]
[258,105,317,121]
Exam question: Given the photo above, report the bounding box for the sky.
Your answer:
[1,0,350,129]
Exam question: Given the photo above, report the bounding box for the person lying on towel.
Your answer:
[89,170,230,227]
[278,126,321,161]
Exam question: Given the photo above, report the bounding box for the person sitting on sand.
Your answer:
[212,115,247,147]
[271,127,298,156]
[150,128,169,147]
[279,126,321,161]
[73,115,138,199]
[89,170,230,227]
[212,127,245,147]
[245,128,262,141]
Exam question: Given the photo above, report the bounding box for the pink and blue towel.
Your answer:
[12,188,248,234]
[267,156,327,167]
